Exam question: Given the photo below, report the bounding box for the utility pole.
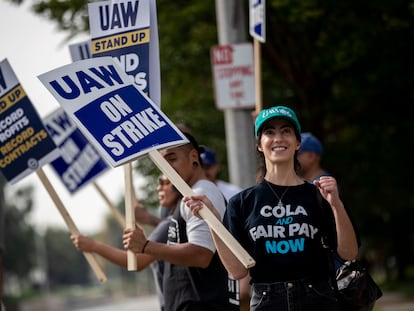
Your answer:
[215,0,257,189]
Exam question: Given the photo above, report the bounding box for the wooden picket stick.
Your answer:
[123,162,139,271]
[254,38,263,114]
[36,168,107,283]
[148,149,256,269]
[92,182,126,228]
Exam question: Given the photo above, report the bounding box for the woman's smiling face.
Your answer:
[258,118,300,163]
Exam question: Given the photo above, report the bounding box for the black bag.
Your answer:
[334,256,383,311]
[315,187,382,310]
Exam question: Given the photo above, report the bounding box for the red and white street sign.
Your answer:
[211,43,255,110]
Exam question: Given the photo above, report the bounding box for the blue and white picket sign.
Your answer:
[88,0,161,106]
[249,0,266,43]
[0,62,107,283]
[38,56,187,168]
[43,107,110,194]
[0,58,60,184]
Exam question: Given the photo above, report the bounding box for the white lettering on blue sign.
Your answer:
[114,53,139,73]
[60,138,80,163]
[101,94,133,121]
[0,108,29,143]
[100,95,166,156]
[62,143,101,191]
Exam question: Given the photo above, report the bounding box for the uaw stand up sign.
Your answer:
[88,0,160,106]
[38,56,256,271]
[66,0,162,270]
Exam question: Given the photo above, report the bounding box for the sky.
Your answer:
[0,1,131,234]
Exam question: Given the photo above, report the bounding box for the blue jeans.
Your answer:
[250,277,339,311]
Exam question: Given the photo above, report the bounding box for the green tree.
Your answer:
[44,227,90,286]
[261,1,414,281]
[3,184,37,284]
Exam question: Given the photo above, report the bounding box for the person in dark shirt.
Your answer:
[184,106,359,311]
[123,132,239,311]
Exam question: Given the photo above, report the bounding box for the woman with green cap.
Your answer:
[184,105,359,310]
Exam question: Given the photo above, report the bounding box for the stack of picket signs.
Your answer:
[0,0,255,282]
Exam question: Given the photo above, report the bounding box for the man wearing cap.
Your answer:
[200,146,242,202]
[297,132,331,182]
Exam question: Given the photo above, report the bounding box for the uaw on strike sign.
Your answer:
[38,57,187,167]
[43,107,110,194]
[0,58,60,184]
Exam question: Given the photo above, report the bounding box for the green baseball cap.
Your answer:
[255,106,301,137]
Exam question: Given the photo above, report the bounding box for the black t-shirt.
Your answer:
[224,180,356,283]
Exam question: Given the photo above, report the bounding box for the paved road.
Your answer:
[72,295,160,311]
[71,293,414,311]
[19,295,160,311]
[19,292,414,311]
[374,293,414,311]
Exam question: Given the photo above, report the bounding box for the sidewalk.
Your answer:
[374,292,414,311]
[15,291,414,311]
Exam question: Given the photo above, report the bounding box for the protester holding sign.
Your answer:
[1,58,107,282]
[183,106,359,311]
[39,57,243,309]
[123,132,239,311]
[71,175,180,311]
